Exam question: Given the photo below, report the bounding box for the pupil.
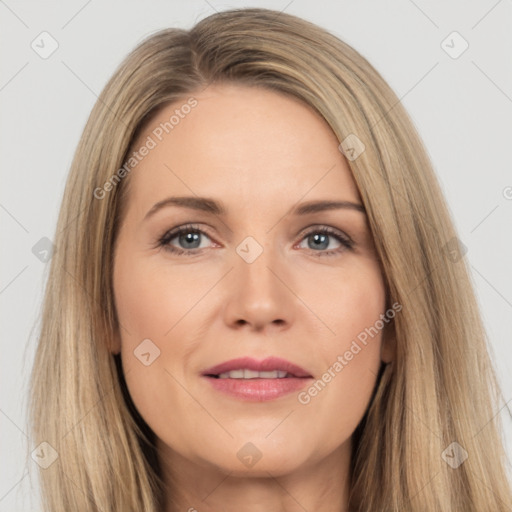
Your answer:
[180,232,200,249]
[310,233,328,250]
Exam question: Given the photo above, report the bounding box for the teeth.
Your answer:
[259,370,285,378]
[217,369,288,379]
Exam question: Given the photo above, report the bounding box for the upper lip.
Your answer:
[202,356,313,378]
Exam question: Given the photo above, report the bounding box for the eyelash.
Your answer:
[157,223,354,258]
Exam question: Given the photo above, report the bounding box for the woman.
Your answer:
[29,7,512,511]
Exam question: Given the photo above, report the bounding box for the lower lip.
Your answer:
[203,376,312,401]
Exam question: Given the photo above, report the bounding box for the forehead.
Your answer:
[123,83,361,216]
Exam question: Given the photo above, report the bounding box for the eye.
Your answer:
[157,224,354,257]
[295,226,354,257]
[157,224,214,256]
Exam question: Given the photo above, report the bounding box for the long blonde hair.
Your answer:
[29,7,512,511]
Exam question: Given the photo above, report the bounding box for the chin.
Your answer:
[195,436,315,477]
[212,454,309,478]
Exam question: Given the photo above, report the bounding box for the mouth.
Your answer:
[201,356,313,401]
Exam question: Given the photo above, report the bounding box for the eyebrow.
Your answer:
[144,196,366,221]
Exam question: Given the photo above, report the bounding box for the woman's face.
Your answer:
[112,83,393,478]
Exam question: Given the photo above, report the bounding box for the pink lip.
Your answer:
[202,356,313,402]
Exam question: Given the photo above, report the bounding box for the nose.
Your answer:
[222,243,296,333]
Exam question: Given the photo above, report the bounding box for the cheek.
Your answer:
[114,256,188,339]
[113,254,178,412]
[300,260,385,425]
[113,251,215,447]
[314,257,386,346]
[114,249,220,359]
[298,335,383,452]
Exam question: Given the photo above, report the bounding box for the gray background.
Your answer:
[1,0,511,509]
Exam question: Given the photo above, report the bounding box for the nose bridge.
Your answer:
[235,234,282,296]
[224,233,294,329]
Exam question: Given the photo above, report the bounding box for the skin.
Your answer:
[112,83,394,512]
